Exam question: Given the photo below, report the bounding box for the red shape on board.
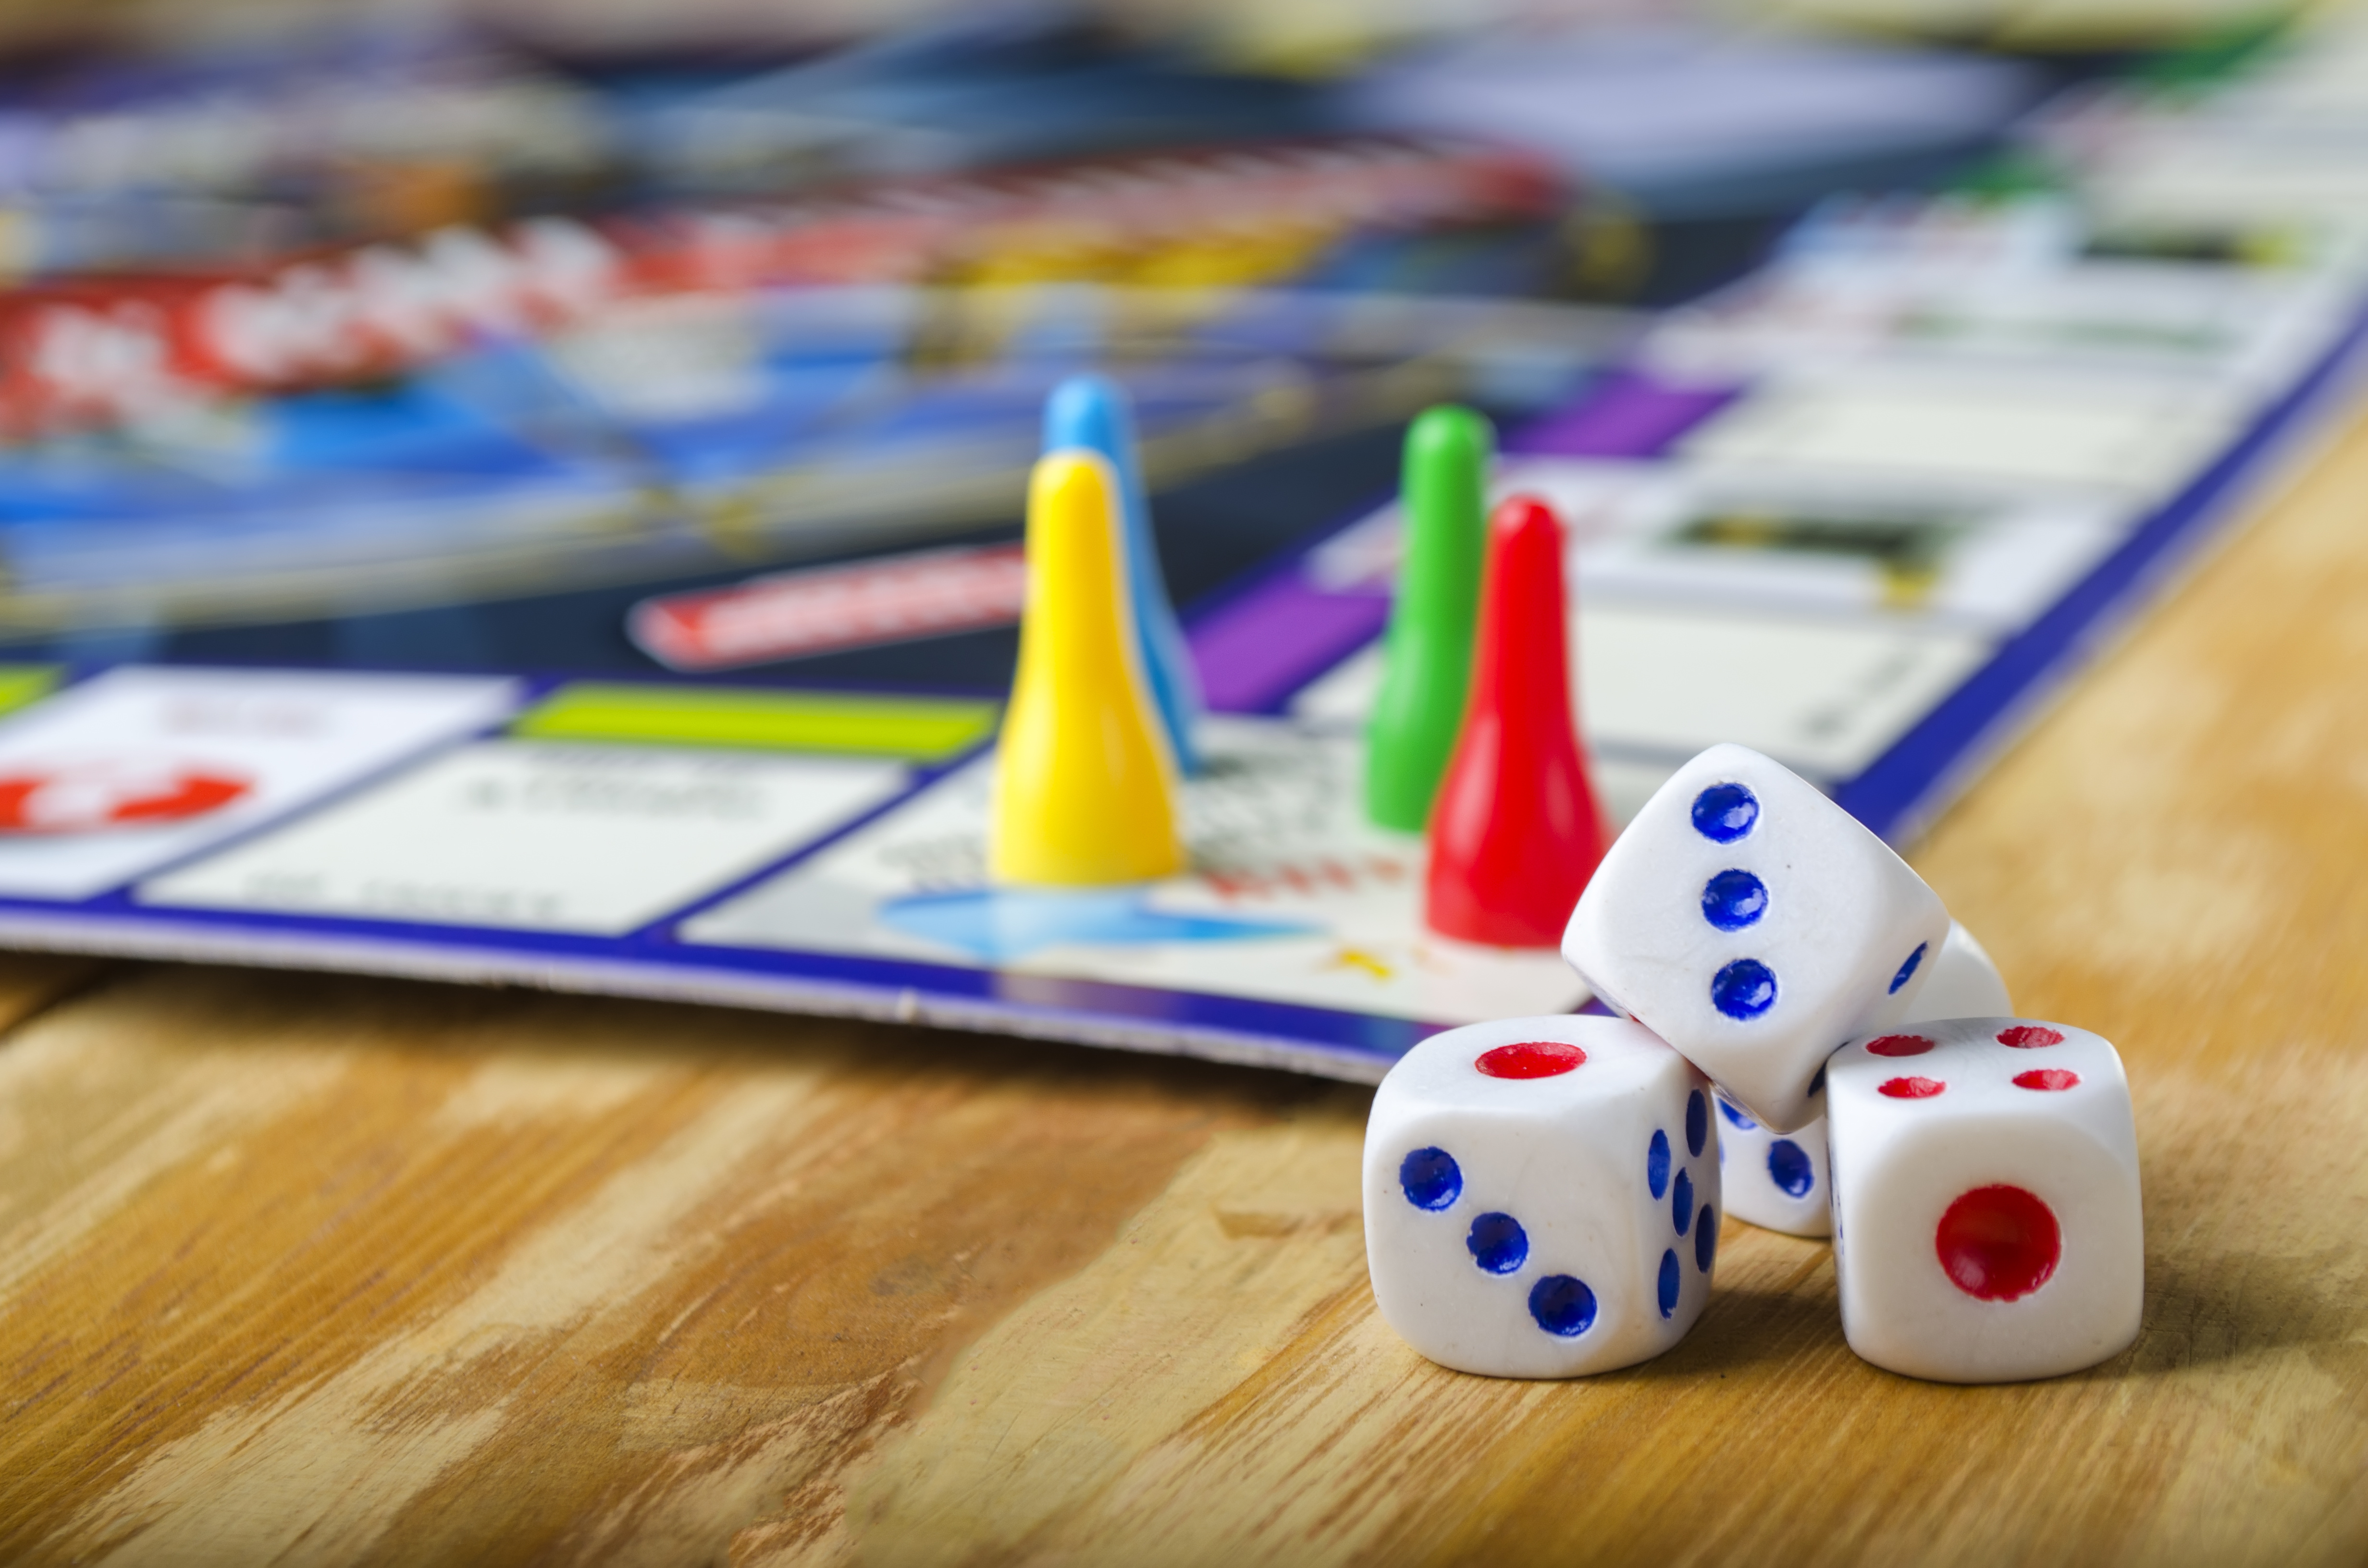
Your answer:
[1423,496,1609,947]
[1476,1041,1587,1078]
[2014,1068,2080,1092]
[1997,1025,2064,1048]
[1866,1033,1936,1057]
[1935,1184,2060,1301]
[1878,1076,1947,1099]
[0,762,249,834]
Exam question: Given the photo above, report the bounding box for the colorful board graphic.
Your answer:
[680,720,1587,1026]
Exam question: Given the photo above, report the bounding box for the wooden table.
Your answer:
[5,413,2368,1568]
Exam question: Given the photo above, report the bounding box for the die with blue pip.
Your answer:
[1564,742,1951,1136]
[1363,1015,1720,1378]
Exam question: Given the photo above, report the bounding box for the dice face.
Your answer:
[1364,1014,1721,1378]
[1562,743,1949,1134]
[1827,1017,2143,1384]
[1715,1092,1832,1237]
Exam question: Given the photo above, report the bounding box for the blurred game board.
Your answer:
[0,262,2355,1081]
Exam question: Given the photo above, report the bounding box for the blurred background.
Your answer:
[0,0,2324,690]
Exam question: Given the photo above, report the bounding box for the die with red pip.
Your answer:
[1826,1017,2143,1384]
[1363,1015,1720,1378]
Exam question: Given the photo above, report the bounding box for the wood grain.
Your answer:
[8,410,2368,1563]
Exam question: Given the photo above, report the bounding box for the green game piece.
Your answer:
[513,684,999,762]
[1364,405,1492,833]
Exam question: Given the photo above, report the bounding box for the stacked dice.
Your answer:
[1363,743,2142,1384]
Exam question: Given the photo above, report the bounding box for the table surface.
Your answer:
[5,410,2368,1568]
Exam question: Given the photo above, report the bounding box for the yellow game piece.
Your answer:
[989,451,1186,886]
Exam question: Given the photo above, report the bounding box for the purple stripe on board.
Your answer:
[1503,369,1740,458]
[1192,576,1390,714]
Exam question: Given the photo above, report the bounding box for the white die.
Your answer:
[1363,1014,1721,1378]
[1562,743,1949,1134]
[1827,1017,2143,1384]
[1718,921,2013,1239]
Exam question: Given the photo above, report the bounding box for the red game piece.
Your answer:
[1423,495,1609,946]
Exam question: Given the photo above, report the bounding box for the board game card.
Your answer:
[139,740,913,936]
[0,667,518,900]
[1645,257,2351,396]
[1293,604,1989,784]
[1677,365,2250,500]
[1311,456,2134,634]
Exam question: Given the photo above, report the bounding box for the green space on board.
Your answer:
[0,667,61,717]
[514,685,1000,762]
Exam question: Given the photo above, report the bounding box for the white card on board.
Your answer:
[1294,605,1987,784]
[0,668,518,901]
[141,740,912,935]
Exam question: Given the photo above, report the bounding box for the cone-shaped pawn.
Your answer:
[990,450,1185,886]
[1424,495,1608,946]
[1366,404,1492,832]
[1045,375,1202,773]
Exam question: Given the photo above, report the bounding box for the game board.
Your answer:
[6,0,2368,1083]
[0,206,2356,1082]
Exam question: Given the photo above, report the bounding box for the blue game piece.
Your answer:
[1044,375,1202,772]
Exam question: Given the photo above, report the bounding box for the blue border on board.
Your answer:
[0,890,1441,1071]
